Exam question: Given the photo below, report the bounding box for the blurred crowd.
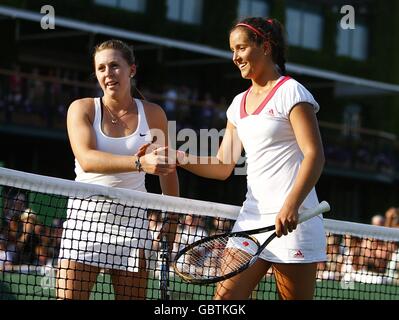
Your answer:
[0,65,226,131]
[0,190,64,271]
[0,65,84,128]
[317,207,399,284]
[323,139,396,175]
[1,188,398,287]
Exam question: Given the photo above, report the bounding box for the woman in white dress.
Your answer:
[175,17,327,300]
[56,40,179,300]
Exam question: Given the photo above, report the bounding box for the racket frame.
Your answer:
[173,201,330,284]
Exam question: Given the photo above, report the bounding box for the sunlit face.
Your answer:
[94,49,136,97]
[229,28,267,80]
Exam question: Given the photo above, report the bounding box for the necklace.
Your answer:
[102,100,131,124]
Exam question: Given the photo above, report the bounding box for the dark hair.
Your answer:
[230,17,287,75]
[93,39,145,99]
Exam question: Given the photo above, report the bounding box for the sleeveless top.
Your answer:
[74,97,152,191]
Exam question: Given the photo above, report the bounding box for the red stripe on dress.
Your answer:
[240,76,291,119]
[240,87,251,119]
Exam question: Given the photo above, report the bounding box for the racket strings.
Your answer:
[175,235,259,280]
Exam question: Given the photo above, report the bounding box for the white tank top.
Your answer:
[74,97,152,191]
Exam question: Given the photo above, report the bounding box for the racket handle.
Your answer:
[298,201,330,224]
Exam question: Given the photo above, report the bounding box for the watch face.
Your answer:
[135,157,142,172]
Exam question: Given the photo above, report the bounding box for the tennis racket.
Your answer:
[173,201,330,284]
[159,235,170,300]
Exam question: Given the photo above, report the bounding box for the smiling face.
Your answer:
[229,27,267,81]
[94,48,136,98]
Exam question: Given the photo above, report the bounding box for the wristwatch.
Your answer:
[134,156,143,172]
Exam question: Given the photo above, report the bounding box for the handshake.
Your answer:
[133,142,188,175]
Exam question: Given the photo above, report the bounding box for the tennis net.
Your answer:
[0,167,398,300]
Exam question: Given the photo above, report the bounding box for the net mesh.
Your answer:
[0,167,398,300]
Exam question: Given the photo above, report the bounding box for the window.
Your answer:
[285,7,323,50]
[237,0,269,19]
[95,0,146,13]
[167,0,203,25]
[337,23,368,61]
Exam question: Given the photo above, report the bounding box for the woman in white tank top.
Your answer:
[173,18,326,300]
[56,40,179,300]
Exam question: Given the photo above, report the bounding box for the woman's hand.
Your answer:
[136,143,187,167]
[139,146,177,175]
[275,204,299,237]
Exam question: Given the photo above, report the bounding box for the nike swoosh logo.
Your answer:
[139,133,147,137]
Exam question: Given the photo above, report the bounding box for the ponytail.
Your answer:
[268,18,287,76]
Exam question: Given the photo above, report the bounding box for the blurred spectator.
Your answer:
[211,97,227,130]
[7,64,24,118]
[7,208,46,266]
[317,234,344,280]
[163,85,178,119]
[59,70,77,114]
[356,215,397,274]
[209,217,233,236]
[360,237,394,274]
[35,224,52,266]
[324,144,351,168]
[341,235,365,273]
[26,67,45,116]
[384,207,399,228]
[1,190,28,267]
[201,92,216,128]
[48,68,66,123]
[35,217,65,267]
[2,191,27,231]
[8,65,23,98]
[382,208,399,281]
[385,245,399,284]
[0,234,14,271]
[354,142,374,171]
[178,86,192,128]
[70,71,80,97]
[374,151,394,174]
[50,218,64,258]
[371,214,385,227]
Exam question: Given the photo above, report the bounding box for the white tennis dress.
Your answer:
[226,76,327,263]
[58,98,154,272]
